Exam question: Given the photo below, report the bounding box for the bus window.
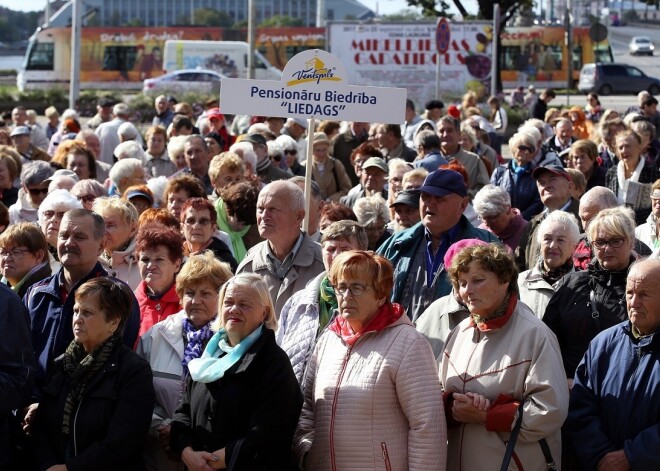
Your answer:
[102,46,138,71]
[26,42,54,71]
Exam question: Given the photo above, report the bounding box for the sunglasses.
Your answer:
[28,187,49,196]
[285,149,298,155]
[76,194,97,204]
[517,145,535,153]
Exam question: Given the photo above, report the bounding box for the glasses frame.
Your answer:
[334,282,370,297]
[591,237,626,250]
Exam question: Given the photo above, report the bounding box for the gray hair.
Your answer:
[115,141,146,163]
[230,141,257,172]
[632,119,656,141]
[388,158,409,174]
[71,179,108,199]
[414,129,440,151]
[167,135,188,164]
[64,208,105,240]
[521,118,552,140]
[21,161,54,186]
[289,176,323,202]
[261,180,305,213]
[459,124,479,148]
[214,273,278,332]
[117,122,140,141]
[275,134,298,152]
[321,220,368,250]
[508,131,537,151]
[92,196,139,226]
[536,211,581,245]
[109,158,143,186]
[185,134,208,152]
[353,194,390,227]
[473,184,511,219]
[248,122,270,135]
[580,186,619,212]
[146,176,168,208]
[112,103,131,118]
[438,115,460,131]
[38,189,83,226]
[267,140,282,159]
[197,117,211,136]
[61,109,79,121]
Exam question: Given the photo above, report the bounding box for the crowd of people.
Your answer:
[0,88,658,471]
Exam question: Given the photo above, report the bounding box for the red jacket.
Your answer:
[134,281,182,339]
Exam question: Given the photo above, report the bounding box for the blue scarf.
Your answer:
[188,325,263,383]
[181,318,214,374]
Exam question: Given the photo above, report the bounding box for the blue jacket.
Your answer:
[490,161,544,220]
[376,217,499,306]
[24,262,141,392]
[413,151,449,173]
[567,321,660,470]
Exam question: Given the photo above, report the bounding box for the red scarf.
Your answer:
[329,302,404,346]
[469,293,518,332]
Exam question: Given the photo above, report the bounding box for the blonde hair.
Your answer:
[212,273,278,332]
[175,251,233,299]
[208,152,245,182]
[586,206,636,245]
[92,196,139,226]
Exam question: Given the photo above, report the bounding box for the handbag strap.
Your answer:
[539,438,558,471]
[589,289,601,331]
[500,402,524,471]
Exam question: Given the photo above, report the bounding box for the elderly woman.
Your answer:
[0,222,51,297]
[401,167,428,191]
[569,139,607,191]
[208,152,245,201]
[123,184,155,215]
[276,134,305,176]
[304,132,352,201]
[635,179,660,251]
[353,194,392,250]
[318,201,358,233]
[441,243,568,470]
[137,252,232,471]
[277,221,368,382]
[38,189,83,271]
[167,135,188,171]
[632,117,660,165]
[544,206,637,383]
[473,184,528,250]
[108,157,146,197]
[145,125,177,178]
[8,161,54,224]
[170,273,302,470]
[92,197,141,289]
[70,178,108,210]
[181,197,238,272]
[215,181,261,263]
[490,132,544,220]
[606,130,660,224]
[52,140,97,181]
[135,226,185,338]
[596,117,625,168]
[32,277,155,470]
[295,251,446,469]
[518,211,580,319]
[164,174,206,221]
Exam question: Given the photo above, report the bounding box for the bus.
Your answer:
[17,26,324,91]
[500,25,614,89]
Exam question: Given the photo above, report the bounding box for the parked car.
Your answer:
[629,36,655,56]
[143,69,225,95]
[578,63,660,96]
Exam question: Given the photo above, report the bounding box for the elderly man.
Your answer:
[566,258,660,470]
[108,158,146,197]
[291,176,324,242]
[378,169,498,321]
[390,189,421,232]
[87,97,114,130]
[401,98,422,148]
[243,133,290,184]
[24,209,140,390]
[75,130,111,183]
[331,121,369,185]
[236,180,324,315]
[152,94,174,128]
[413,130,448,172]
[375,123,417,164]
[545,117,575,162]
[11,106,49,150]
[340,156,389,209]
[516,164,582,271]
[436,115,490,200]
[473,184,528,251]
[95,103,131,165]
[172,135,213,194]
[10,126,50,162]
[8,161,54,224]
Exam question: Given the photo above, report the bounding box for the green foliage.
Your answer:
[0,7,40,42]
[381,9,425,22]
[126,18,145,27]
[194,8,234,27]
[130,90,217,123]
[259,15,304,27]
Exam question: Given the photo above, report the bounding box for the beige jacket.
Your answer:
[295,314,447,470]
[98,238,141,291]
[441,300,568,471]
[303,157,353,202]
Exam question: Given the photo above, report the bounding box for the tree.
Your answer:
[194,8,233,27]
[258,15,304,27]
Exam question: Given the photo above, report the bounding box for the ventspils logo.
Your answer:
[286,56,342,86]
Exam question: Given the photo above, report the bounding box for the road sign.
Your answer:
[436,18,451,54]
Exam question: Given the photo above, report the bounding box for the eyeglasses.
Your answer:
[0,248,30,258]
[334,283,370,297]
[285,149,297,155]
[272,155,282,162]
[592,238,625,249]
[75,194,97,204]
[42,210,67,219]
[28,187,49,196]
[517,145,535,153]
[185,217,212,226]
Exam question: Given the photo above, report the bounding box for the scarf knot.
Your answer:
[181,317,214,374]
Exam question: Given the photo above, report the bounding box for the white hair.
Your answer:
[113,103,131,117]
[275,134,297,152]
[167,135,188,164]
[230,141,257,173]
[38,189,82,226]
[117,122,140,141]
[61,108,79,121]
[473,184,511,219]
[247,122,270,135]
[146,176,168,208]
[109,158,143,185]
[261,180,305,213]
[114,140,146,163]
[536,211,581,245]
[267,140,282,159]
[197,117,211,136]
[518,125,542,144]
[354,194,390,226]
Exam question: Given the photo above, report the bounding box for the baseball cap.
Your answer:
[312,132,331,146]
[418,169,468,198]
[97,97,115,107]
[126,189,154,205]
[362,157,388,174]
[206,107,225,122]
[243,133,267,147]
[532,164,571,182]
[10,126,31,138]
[389,189,420,209]
[425,99,445,110]
[45,169,80,183]
[287,117,308,129]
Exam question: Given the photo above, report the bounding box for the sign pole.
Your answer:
[491,4,500,97]
[435,53,441,99]
[435,18,450,99]
[303,117,316,233]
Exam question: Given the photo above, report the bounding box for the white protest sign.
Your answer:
[220,49,407,123]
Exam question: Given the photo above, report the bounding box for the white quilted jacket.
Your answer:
[294,312,447,470]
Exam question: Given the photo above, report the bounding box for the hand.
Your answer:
[157,423,171,450]
[452,393,488,423]
[22,403,39,434]
[46,466,67,471]
[567,378,574,389]
[181,447,217,471]
[597,450,630,471]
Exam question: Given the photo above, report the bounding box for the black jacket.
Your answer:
[207,236,239,273]
[170,328,303,471]
[543,260,629,378]
[33,344,155,471]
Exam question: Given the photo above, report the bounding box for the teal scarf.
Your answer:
[188,324,263,383]
[215,198,250,263]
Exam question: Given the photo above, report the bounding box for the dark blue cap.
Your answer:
[418,169,467,198]
[532,164,570,182]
